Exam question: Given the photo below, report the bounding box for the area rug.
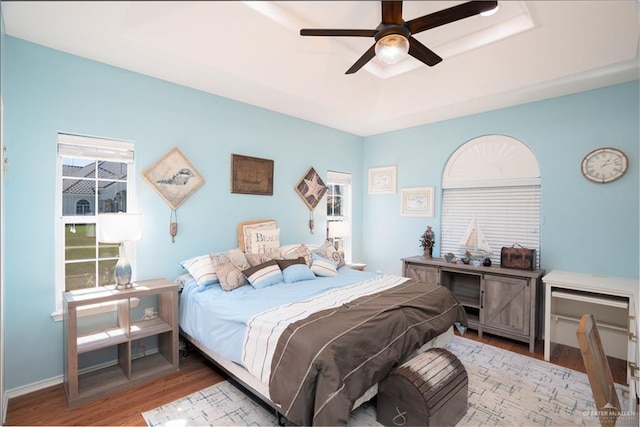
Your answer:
[143,336,637,426]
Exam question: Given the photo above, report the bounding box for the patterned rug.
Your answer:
[143,336,637,426]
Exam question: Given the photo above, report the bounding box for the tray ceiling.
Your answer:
[2,1,639,136]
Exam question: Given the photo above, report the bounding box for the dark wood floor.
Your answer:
[5,331,628,426]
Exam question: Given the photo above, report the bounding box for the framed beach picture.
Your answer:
[368,165,397,194]
[142,147,205,210]
[231,154,274,196]
[400,186,435,217]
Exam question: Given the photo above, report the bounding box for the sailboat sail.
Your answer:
[460,217,492,254]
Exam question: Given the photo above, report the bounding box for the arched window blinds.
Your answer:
[441,135,542,268]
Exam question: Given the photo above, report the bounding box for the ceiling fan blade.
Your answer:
[407,1,498,35]
[346,45,376,74]
[381,1,403,25]
[300,29,377,37]
[408,36,442,67]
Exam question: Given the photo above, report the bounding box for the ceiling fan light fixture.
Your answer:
[480,4,500,17]
[375,34,409,65]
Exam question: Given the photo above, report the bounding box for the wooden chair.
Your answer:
[576,313,620,427]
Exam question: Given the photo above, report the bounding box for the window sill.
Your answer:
[51,297,140,322]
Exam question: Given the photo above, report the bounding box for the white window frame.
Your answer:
[52,134,137,321]
[441,135,541,268]
[326,171,352,262]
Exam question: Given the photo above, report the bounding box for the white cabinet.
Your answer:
[543,270,639,411]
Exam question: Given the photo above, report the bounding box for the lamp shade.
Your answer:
[97,213,142,243]
[328,221,350,238]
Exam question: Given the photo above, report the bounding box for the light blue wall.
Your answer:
[2,34,639,393]
[1,37,364,390]
[363,81,640,279]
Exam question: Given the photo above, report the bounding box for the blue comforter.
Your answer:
[179,267,379,365]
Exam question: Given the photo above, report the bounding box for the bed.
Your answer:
[178,220,467,426]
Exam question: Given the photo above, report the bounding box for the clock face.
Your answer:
[581,148,628,183]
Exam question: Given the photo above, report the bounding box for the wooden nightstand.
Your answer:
[346,262,367,271]
[63,278,179,406]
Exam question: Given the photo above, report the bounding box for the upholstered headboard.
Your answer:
[236,219,277,253]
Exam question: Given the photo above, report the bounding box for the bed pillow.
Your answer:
[242,221,277,253]
[213,260,247,291]
[174,273,195,291]
[280,244,313,266]
[313,240,346,268]
[243,260,284,289]
[245,252,274,267]
[249,228,280,257]
[310,253,338,277]
[282,263,316,283]
[180,254,218,288]
[275,257,306,270]
[212,248,251,291]
[224,248,251,270]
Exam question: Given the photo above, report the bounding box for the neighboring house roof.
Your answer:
[62,161,127,196]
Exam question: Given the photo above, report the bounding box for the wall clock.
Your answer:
[581,147,628,183]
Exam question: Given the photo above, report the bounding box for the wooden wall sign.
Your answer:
[231,154,274,196]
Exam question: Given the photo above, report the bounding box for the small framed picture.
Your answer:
[368,165,397,194]
[401,187,435,217]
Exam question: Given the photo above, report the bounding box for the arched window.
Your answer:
[441,135,541,267]
[75,199,91,215]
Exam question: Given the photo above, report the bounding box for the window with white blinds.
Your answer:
[441,185,541,267]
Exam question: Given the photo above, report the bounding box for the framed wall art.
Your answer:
[295,166,328,210]
[368,165,397,194]
[231,154,274,196]
[142,147,205,210]
[400,186,435,217]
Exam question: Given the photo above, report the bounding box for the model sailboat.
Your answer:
[460,216,492,256]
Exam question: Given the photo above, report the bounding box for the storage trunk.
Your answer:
[377,348,468,427]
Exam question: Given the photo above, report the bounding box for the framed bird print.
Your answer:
[295,166,327,210]
[142,147,205,210]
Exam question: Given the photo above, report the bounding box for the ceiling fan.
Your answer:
[300,1,499,74]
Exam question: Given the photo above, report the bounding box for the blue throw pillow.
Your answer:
[282,264,316,283]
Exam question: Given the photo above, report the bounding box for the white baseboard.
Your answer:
[5,348,159,401]
[5,375,62,400]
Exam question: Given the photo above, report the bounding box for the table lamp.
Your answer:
[328,221,350,251]
[97,212,142,289]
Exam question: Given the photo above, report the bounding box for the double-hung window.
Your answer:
[326,171,352,262]
[54,134,135,315]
